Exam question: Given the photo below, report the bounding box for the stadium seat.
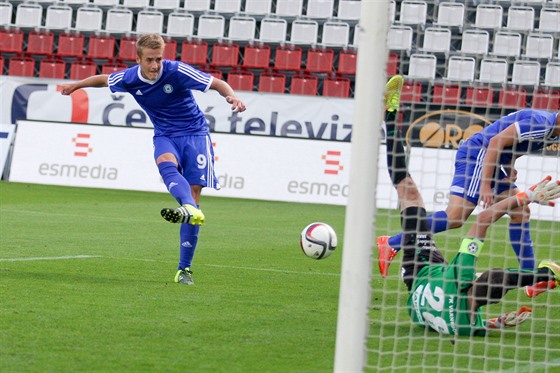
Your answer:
[511,60,541,86]
[321,21,350,48]
[123,0,150,8]
[398,0,427,25]
[306,47,334,74]
[422,27,451,54]
[290,74,318,96]
[259,17,288,43]
[184,0,211,13]
[242,44,271,70]
[93,0,119,6]
[407,54,437,80]
[214,0,242,14]
[228,16,257,41]
[538,7,560,33]
[466,86,495,107]
[401,80,423,102]
[227,69,254,91]
[337,0,361,20]
[386,52,398,76]
[180,39,208,66]
[275,0,303,17]
[0,29,25,53]
[201,66,223,79]
[337,49,357,76]
[75,6,103,31]
[479,58,508,84]
[445,56,475,82]
[211,42,240,68]
[57,32,85,58]
[506,6,534,32]
[163,37,177,61]
[460,29,489,55]
[101,59,128,74]
[87,34,116,60]
[8,55,35,77]
[244,0,272,15]
[0,55,4,74]
[499,87,527,109]
[435,2,464,28]
[322,76,351,98]
[306,0,335,19]
[387,25,413,52]
[274,45,302,71]
[166,11,195,37]
[70,58,97,80]
[118,36,138,62]
[105,6,134,34]
[290,19,319,45]
[39,56,67,79]
[27,31,55,56]
[475,4,503,29]
[0,2,13,26]
[258,71,286,93]
[45,4,73,30]
[432,84,461,105]
[153,0,181,10]
[136,9,164,34]
[524,33,554,60]
[544,62,560,87]
[15,2,43,28]
[531,89,560,110]
[197,14,226,39]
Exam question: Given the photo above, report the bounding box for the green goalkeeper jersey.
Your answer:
[407,252,486,336]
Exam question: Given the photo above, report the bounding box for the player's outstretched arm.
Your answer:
[210,78,246,113]
[59,74,109,95]
[468,176,560,240]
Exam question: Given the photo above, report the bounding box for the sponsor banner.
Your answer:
[0,124,16,179]
[9,120,559,221]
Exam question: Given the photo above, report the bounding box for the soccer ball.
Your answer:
[300,222,337,260]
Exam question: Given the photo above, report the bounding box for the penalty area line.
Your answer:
[0,255,101,262]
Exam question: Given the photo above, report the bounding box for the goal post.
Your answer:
[334,1,391,371]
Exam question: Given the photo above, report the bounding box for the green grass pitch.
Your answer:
[1,181,558,372]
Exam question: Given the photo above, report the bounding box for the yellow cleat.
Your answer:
[384,74,404,112]
[161,204,205,225]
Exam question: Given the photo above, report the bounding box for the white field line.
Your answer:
[0,255,101,262]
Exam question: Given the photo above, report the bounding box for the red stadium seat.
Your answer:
[386,52,398,76]
[242,44,271,70]
[322,76,351,98]
[499,87,527,109]
[337,48,357,75]
[27,30,55,55]
[290,74,318,96]
[101,60,128,74]
[201,66,223,80]
[258,71,286,94]
[181,39,208,66]
[433,84,461,105]
[211,42,240,68]
[401,80,423,102]
[466,86,495,107]
[8,55,35,77]
[306,47,334,74]
[532,89,560,110]
[118,36,138,61]
[274,45,302,71]
[57,32,85,58]
[87,34,116,60]
[70,58,97,80]
[163,37,177,61]
[0,55,4,75]
[0,29,24,53]
[39,56,66,79]
[227,69,254,91]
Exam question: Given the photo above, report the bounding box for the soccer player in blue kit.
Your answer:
[60,34,246,285]
[378,109,560,296]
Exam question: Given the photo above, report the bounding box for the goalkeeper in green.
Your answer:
[384,109,560,336]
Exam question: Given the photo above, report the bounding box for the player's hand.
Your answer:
[226,96,246,113]
[486,306,532,329]
[516,176,560,207]
[59,83,78,96]
[479,184,494,208]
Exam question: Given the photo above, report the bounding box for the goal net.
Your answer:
[336,1,560,372]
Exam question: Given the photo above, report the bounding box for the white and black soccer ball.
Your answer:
[300,222,337,260]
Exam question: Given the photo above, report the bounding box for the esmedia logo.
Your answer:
[37,132,118,181]
[287,149,348,197]
[405,110,492,149]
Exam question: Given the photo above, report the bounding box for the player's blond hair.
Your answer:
[136,34,165,57]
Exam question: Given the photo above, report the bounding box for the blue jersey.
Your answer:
[108,60,213,137]
[460,109,558,165]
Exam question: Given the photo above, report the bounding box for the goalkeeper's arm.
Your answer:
[467,176,560,240]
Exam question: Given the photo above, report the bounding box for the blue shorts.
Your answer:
[450,146,515,205]
[153,134,220,190]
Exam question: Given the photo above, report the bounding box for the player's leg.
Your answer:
[174,223,200,285]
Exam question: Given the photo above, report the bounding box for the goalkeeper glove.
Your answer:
[515,176,560,207]
[486,306,532,330]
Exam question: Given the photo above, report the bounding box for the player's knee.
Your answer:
[508,204,531,224]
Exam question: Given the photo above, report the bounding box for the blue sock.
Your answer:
[157,161,195,206]
[179,223,200,270]
[509,222,535,270]
[388,211,449,252]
